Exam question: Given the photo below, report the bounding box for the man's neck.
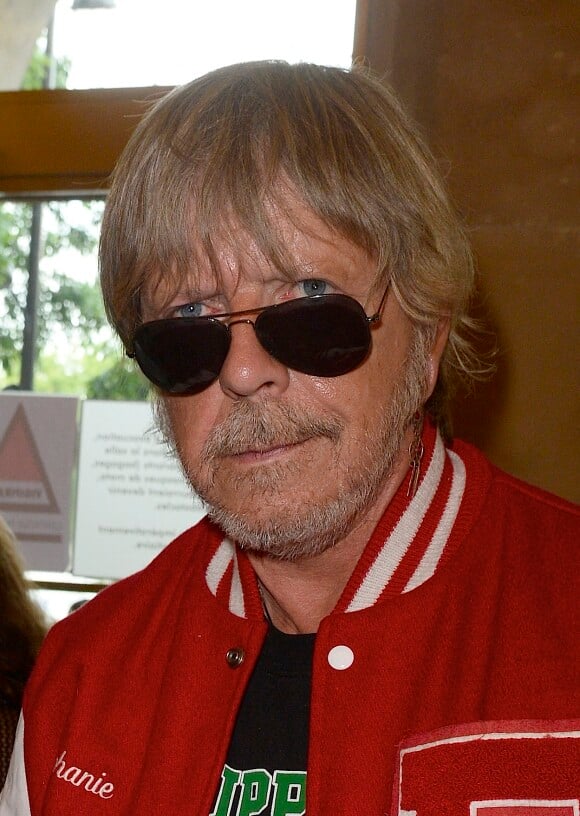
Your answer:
[247,454,411,634]
[249,535,368,634]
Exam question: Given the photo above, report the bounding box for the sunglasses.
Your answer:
[129,283,390,395]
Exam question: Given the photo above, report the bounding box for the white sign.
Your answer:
[73,399,204,580]
[0,392,79,570]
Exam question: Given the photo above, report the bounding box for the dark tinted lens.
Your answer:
[255,295,372,377]
[132,318,230,394]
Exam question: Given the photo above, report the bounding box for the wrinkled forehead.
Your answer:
[140,233,287,312]
[139,192,380,313]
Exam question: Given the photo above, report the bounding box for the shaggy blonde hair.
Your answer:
[100,61,486,432]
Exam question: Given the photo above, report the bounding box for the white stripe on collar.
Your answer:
[229,548,245,618]
[205,537,246,618]
[206,538,236,596]
[403,448,466,592]
[346,431,448,612]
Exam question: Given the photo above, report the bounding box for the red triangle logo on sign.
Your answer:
[0,403,60,514]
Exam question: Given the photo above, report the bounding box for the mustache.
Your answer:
[202,401,344,459]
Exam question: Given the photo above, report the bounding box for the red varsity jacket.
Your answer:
[1,430,578,814]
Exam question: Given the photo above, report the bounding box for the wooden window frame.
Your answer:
[0,86,173,196]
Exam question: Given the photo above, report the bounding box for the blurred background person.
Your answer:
[0,515,47,789]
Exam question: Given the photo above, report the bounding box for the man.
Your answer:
[1,61,578,815]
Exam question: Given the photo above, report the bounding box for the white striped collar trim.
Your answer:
[403,449,465,592]
[346,433,466,612]
[205,538,246,619]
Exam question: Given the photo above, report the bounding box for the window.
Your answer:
[0,197,130,395]
[54,0,357,90]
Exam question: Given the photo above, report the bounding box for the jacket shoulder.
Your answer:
[453,437,579,531]
[30,516,220,676]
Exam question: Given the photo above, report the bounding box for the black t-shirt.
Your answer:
[211,625,314,816]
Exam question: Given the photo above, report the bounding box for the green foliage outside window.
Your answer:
[0,199,149,400]
[0,45,149,401]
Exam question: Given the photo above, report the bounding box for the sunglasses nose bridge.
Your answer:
[225,316,277,364]
[223,315,273,362]
[227,317,256,330]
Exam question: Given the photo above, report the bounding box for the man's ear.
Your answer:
[425,318,450,400]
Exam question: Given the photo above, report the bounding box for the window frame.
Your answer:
[0,86,173,196]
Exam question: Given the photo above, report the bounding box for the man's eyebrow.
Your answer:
[284,262,317,281]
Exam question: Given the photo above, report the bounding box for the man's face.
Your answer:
[144,205,436,560]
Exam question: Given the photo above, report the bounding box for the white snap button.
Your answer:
[327,645,354,670]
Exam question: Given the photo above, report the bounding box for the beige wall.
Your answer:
[355,0,579,502]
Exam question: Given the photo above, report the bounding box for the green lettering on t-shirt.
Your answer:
[272,771,306,816]
[210,765,241,816]
[238,769,271,816]
[210,766,306,816]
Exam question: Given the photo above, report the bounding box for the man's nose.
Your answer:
[218,320,290,399]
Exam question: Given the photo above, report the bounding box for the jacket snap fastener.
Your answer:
[226,647,245,668]
[328,645,354,670]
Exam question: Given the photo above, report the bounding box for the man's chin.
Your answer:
[203,487,371,562]
[206,508,338,561]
